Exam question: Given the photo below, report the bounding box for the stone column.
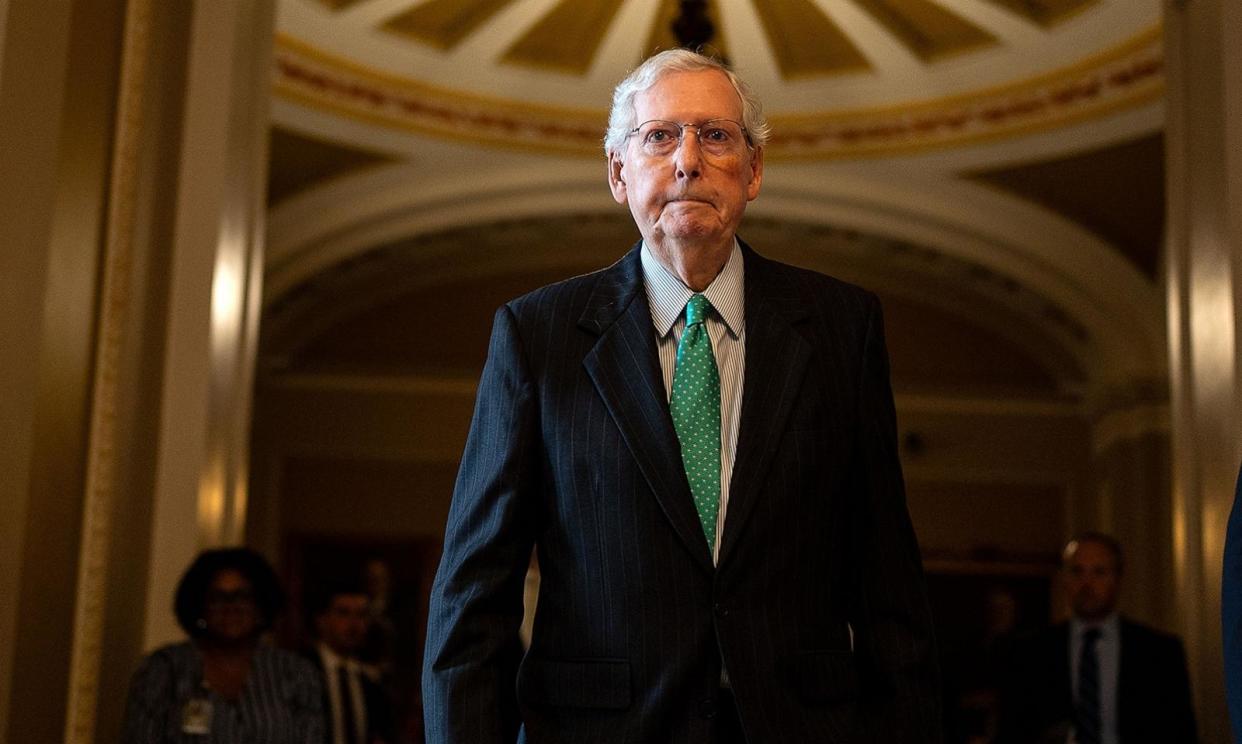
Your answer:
[139,0,275,650]
[1164,0,1242,740]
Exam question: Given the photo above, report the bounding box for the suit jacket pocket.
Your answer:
[517,656,632,710]
[788,650,859,704]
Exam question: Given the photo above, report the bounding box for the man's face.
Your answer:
[1063,540,1121,622]
[608,69,763,251]
[317,593,370,656]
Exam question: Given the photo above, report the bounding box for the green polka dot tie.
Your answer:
[670,294,721,549]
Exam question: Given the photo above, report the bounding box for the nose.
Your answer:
[674,127,703,179]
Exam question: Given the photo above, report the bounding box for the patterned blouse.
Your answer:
[122,641,324,743]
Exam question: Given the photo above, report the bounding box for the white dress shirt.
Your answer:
[317,643,367,744]
[1068,614,1120,744]
[640,240,745,564]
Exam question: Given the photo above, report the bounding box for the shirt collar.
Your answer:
[640,239,744,338]
[317,642,353,671]
[1071,612,1120,639]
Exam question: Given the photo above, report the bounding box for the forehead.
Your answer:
[632,69,743,122]
[1066,540,1118,569]
[210,568,249,588]
[328,593,369,610]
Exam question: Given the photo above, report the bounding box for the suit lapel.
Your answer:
[718,246,813,566]
[581,246,715,572]
[1116,619,1132,737]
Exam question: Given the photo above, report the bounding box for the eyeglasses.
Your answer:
[206,588,256,607]
[627,119,751,157]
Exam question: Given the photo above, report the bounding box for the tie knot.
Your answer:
[685,294,713,326]
[1084,627,1102,645]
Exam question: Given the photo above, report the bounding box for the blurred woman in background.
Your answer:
[122,547,323,742]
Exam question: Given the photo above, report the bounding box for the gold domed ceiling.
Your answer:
[326,0,1063,75]
[274,0,1162,157]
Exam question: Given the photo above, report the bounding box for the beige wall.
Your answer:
[1090,429,1175,628]
[248,373,1090,562]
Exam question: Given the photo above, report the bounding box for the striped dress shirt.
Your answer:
[121,641,324,743]
[317,643,368,744]
[640,240,745,563]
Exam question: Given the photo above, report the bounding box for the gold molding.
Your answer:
[272,24,1163,158]
[65,0,152,740]
[769,30,1163,158]
[275,33,601,116]
[778,25,1162,123]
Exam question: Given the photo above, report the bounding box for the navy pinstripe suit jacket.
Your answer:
[423,242,941,743]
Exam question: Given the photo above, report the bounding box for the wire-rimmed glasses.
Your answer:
[626,119,752,157]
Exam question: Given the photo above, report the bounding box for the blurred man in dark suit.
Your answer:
[998,533,1196,744]
[423,48,940,744]
[310,578,395,744]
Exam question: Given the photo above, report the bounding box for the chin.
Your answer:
[663,220,724,242]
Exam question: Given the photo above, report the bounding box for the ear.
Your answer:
[745,146,764,202]
[607,152,628,205]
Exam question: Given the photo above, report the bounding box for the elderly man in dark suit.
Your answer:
[422,49,940,744]
[998,533,1197,744]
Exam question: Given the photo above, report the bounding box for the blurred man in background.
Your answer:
[311,578,395,744]
[998,533,1196,744]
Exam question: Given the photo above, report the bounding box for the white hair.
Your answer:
[604,49,770,156]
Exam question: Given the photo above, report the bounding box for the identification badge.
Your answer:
[181,697,213,735]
